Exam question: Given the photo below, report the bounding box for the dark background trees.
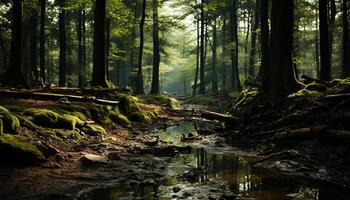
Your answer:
[0,0,348,98]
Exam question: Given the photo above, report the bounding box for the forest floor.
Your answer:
[0,84,350,199]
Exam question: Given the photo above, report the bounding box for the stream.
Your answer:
[78,121,350,200]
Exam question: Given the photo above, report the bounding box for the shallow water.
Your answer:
[80,121,350,200]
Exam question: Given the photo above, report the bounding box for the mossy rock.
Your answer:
[23,108,60,127]
[288,89,320,98]
[108,110,130,126]
[53,104,91,120]
[0,118,3,134]
[0,134,44,163]
[140,95,180,109]
[22,108,84,130]
[128,111,152,123]
[0,106,21,133]
[89,106,110,124]
[113,94,140,114]
[81,124,107,136]
[59,114,84,130]
[18,116,40,130]
[305,82,327,92]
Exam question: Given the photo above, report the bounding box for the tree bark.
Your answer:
[212,18,218,94]
[39,0,45,82]
[222,17,227,93]
[77,9,83,87]
[150,0,160,94]
[58,0,66,87]
[342,0,350,77]
[229,0,241,91]
[0,0,26,87]
[249,0,260,78]
[136,0,146,94]
[269,0,299,97]
[319,0,331,81]
[261,0,270,92]
[30,7,38,78]
[92,0,108,87]
[193,12,200,95]
[105,18,111,81]
[199,0,206,94]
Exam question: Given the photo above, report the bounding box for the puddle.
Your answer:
[80,121,350,200]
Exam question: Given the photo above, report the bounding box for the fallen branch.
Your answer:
[0,90,119,106]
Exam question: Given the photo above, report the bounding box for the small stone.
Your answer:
[81,154,107,165]
[173,186,181,193]
[107,152,121,160]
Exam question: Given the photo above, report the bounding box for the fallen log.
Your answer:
[166,108,239,123]
[199,110,239,123]
[0,90,119,106]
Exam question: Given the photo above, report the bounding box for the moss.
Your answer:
[0,134,44,160]
[0,106,21,133]
[108,110,130,126]
[305,82,327,92]
[288,89,320,98]
[22,108,84,130]
[81,124,107,136]
[89,106,110,124]
[186,95,218,106]
[49,104,90,121]
[0,118,3,134]
[18,116,40,130]
[111,94,140,114]
[140,95,180,109]
[128,111,152,123]
[58,114,84,130]
[23,108,60,127]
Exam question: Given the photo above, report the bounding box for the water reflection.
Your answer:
[79,121,350,200]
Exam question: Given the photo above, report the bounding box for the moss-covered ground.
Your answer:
[0,93,171,164]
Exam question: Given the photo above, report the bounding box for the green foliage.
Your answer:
[0,106,21,133]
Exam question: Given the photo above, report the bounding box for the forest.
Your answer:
[1,0,350,199]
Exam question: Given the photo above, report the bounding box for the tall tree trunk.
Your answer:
[260,0,270,92]
[222,17,227,93]
[92,0,108,87]
[249,0,260,78]
[199,0,206,94]
[269,0,299,97]
[229,0,241,91]
[212,17,218,93]
[30,7,38,78]
[329,0,336,74]
[244,11,251,79]
[58,0,66,87]
[77,9,83,87]
[315,7,320,79]
[105,17,111,81]
[150,0,160,94]
[193,14,200,95]
[136,0,146,94]
[0,0,26,87]
[82,10,86,86]
[319,0,331,81]
[39,0,45,82]
[0,26,8,70]
[342,0,350,77]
